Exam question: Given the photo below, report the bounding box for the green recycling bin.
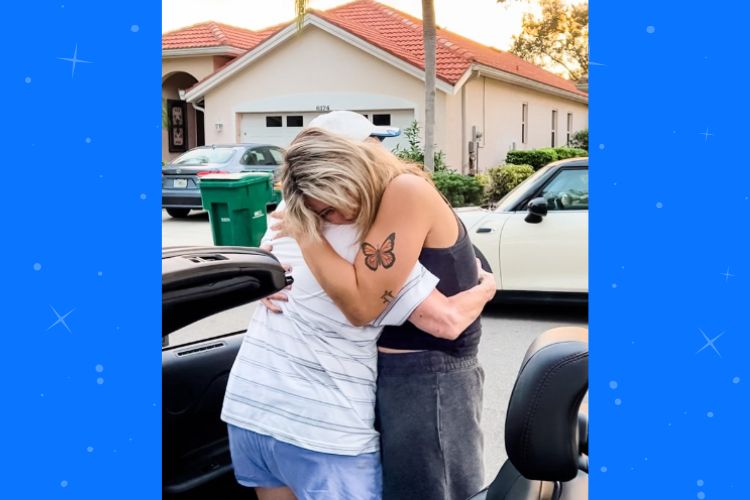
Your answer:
[199,172,275,247]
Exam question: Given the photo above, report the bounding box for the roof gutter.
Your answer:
[162,46,246,58]
[473,64,588,104]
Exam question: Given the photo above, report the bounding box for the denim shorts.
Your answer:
[376,351,485,500]
[227,424,382,500]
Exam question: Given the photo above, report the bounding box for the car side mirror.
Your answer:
[525,197,548,224]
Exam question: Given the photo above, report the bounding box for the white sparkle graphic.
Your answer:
[696,328,724,357]
[48,306,74,333]
[699,128,713,142]
[57,44,93,78]
[720,267,735,282]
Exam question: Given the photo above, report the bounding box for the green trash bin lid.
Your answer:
[198,172,272,188]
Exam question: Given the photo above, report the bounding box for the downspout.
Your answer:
[179,89,205,148]
[461,83,467,174]
[461,69,478,174]
[178,89,205,114]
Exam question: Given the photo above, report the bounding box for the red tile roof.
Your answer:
[166,0,586,97]
[318,0,585,96]
[162,21,272,51]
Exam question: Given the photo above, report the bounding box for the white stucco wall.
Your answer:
[199,26,451,158]
[453,76,588,172]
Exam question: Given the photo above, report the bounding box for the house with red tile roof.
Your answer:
[162,0,588,170]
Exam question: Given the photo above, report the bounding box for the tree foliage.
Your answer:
[510,0,588,81]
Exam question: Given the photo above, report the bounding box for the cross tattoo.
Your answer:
[381,290,394,304]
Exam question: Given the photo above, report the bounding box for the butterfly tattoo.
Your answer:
[361,233,396,271]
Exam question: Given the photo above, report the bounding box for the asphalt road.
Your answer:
[162,209,588,486]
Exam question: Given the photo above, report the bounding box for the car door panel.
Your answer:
[499,210,588,292]
[162,246,287,499]
[470,213,511,290]
[163,333,246,496]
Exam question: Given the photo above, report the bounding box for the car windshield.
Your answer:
[172,148,236,166]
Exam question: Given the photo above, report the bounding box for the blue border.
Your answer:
[4,1,161,497]
[6,1,748,498]
[590,1,748,498]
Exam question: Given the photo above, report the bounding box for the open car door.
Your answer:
[162,246,290,499]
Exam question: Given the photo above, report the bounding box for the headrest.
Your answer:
[505,327,588,482]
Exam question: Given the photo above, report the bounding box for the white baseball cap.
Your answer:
[308,110,400,142]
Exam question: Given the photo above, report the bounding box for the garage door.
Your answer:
[239,109,414,151]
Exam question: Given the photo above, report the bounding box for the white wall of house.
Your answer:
[200,26,450,156]
[454,76,588,172]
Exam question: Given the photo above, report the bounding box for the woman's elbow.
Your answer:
[438,312,463,340]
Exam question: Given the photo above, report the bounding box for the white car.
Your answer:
[458,158,588,303]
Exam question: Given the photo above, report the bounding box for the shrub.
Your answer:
[553,147,588,160]
[506,148,558,170]
[569,129,588,150]
[486,164,535,203]
[392,121,447,172]
[432,171,484,207]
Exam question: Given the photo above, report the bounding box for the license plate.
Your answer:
[173,178,188,188]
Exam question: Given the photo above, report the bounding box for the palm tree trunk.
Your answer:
[421,0,436,173]
[294,0,309,31]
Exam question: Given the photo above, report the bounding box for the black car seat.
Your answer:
[468,327,588,500]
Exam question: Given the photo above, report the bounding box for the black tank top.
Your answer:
[377,217,481,356]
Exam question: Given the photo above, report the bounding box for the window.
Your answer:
[268,148,284,165]
[566,113,573,145]
[173,147,235,166]
[266,116,282,127]
[540,168,588,211]
[521,103,528,144]
[373,114,391,126]
[286,115,303,127]
[551,110,558,147]
[240,149,263,166]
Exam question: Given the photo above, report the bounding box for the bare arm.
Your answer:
[296,175,439,326]
[408,262,496,340]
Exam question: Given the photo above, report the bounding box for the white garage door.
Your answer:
[239,109,414,151]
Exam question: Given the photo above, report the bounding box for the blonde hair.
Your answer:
[281,128,430,243]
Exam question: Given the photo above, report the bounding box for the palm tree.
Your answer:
[421,0,436,172]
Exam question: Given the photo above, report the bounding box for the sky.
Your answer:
[162,0,585,51]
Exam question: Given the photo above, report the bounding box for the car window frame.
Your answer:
[518,166,588,212]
